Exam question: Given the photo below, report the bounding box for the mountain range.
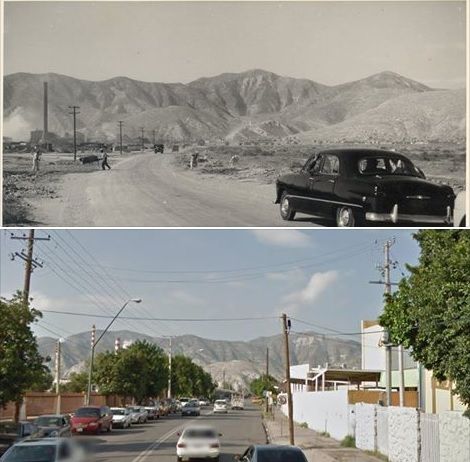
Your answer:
[3,69,465,143]
[38,330,361,390]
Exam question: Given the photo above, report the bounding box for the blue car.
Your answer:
[236,444,308,462]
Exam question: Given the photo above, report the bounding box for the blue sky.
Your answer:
[0,229,420,342]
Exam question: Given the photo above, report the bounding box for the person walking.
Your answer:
[101,148,111,170]
[32,147,41,173]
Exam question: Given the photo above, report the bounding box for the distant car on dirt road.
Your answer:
[275,148,455,227]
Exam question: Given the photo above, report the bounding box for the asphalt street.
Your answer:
[78,405,266,462]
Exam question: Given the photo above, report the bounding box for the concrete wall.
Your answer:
[439,411,470,462]
[290,364,310,380]
[355,403,376,451]
[388,407,419,462]
[288,390,350,440]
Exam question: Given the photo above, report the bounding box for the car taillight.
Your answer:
[210,443,220,448]
[177,443,186,448]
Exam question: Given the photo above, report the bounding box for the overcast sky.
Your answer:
[1,229,420,343]
[3,1,466,88]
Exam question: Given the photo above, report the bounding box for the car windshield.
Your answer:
[215,401,226,405]
[35,417,62,427]
[74,408,100,418]
[184,429,217,439]
[357,156,420,177]
[3,444,57,462]
[112,409,125,415]
[258,449,307,462]
[129,407,140,413]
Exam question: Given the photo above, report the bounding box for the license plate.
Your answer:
[77,428,83,432]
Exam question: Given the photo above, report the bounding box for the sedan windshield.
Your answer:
[35,417,62,427]
[3,445,57,462]
[358,156,420,177]
[74,408,100,418]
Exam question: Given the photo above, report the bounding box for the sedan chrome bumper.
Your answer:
[365,204,453,224]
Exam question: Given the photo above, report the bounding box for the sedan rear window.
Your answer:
[258,449,307,462]
[35,417,62,427]
[358,156,420,177]
[184,429,217,439]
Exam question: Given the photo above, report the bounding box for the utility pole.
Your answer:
[118,121,124,156]
[282,313,294,445]
[266,347,269,378]
[152,129,156,146]
[68,106,80,161]
[55,339,62,414]
[384,240,393,407]
[86,325,96,405]
[10,231,50,307]
[140,127,145,151]
[167,337,172,399]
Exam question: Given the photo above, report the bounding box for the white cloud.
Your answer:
[251,230,311,248]
[168,289,204,306]
[282,270,338,311]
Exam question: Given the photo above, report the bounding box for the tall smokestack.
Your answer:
[43,82,48,147]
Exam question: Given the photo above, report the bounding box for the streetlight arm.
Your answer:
[94,300,131,347]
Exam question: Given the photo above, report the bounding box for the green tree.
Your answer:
[28,368,53,392]
[94,340,168,403]
[0,293,48,421]
[379,230,470,411]
[249,374,278,397]
[62,371,89,393]
[171,355,216,398]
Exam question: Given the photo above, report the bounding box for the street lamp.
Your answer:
[85,298,142,405]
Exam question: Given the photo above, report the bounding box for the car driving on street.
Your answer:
[237,444,308,462]
[176,425,222,462]
[110,407,132,429]
[275,148,455,226]
[213,400,228,414]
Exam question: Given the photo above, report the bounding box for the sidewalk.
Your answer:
[263,408,386,462]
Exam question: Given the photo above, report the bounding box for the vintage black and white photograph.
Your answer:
[2,1,467,227]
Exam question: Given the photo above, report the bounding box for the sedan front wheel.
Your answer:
[280,192,296,221]
[336,206,358,227]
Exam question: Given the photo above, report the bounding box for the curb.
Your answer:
[262,418,271,444]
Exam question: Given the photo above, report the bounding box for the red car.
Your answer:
[71,406,113,434]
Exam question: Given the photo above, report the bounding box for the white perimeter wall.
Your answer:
[355,403,376,451]
[439,411,470,462]
[285,390,350,440]
[388,407,419,462]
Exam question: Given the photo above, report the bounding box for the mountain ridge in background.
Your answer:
[4,69,465,143]
[38,329,361,390]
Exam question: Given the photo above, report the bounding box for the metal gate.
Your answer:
[420,412,440,462]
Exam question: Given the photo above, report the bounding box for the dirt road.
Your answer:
[31,153,323,227]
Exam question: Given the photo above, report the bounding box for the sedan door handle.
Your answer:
[327,179,335,183]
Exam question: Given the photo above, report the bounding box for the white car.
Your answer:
[213,400,228,414]
[110,407,132,429]
[0,437,86,462]
[176,426,221,462]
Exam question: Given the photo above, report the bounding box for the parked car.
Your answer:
[231,397,245,411]
[70,405,113,435]
[110,407,132,429]
[127,406,148,424]
[236,444,308,462]
[213,400,228,414]
[275,148,455,227]
[0,422,38,455]
[144,406,159,420]
[34,415,71,438]
[198,398,210,407]
[0,437,86,462]
[176,425,222,462]
[181,400,201,417]
[454,190,466,227]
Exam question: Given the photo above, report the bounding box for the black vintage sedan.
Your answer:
[275,148,455,227]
